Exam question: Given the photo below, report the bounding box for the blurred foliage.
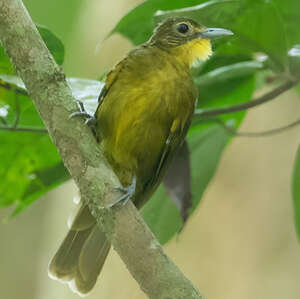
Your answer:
[0,0,300,243]
[0,75,103,214]
[23,0,82,38]
[293,147,300,243]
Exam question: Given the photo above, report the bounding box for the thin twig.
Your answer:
[0,125,47,133]
[205,117,300,138]
[195,80,299,118]
[13,94,20,128]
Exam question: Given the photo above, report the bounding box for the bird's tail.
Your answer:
[48,203,110,296]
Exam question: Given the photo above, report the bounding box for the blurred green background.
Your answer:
[1,0,300,298]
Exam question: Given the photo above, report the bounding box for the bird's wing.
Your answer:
[143,117,191,198]
[97,55,131,106]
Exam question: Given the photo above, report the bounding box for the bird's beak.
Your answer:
[200,28,233,39]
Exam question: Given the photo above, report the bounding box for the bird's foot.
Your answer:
[107,176,137,208]
[69,101,97,135]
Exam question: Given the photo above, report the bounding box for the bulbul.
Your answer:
[49,17,232,295]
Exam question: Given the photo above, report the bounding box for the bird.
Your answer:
[48,17,233,296]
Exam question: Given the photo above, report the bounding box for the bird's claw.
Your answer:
[107,176,137,208]
[69,101,97,134]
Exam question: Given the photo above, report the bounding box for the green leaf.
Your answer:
[0,48,14,74]
[0,24,65,75]
[154,0,240,26]
[292,146,300,242]
[12,162,70,215]
[194,54,256,123]
[271,0,300,48]
[194,61,263,87]
[153,0,288,71]
[0,75,103,213]
[112,0,208,45]
[0,85,63,212]
[234,1,288,71]
[37,25,65,65]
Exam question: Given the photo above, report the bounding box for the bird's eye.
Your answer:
[177,23,189,34]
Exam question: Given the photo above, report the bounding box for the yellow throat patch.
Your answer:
[178,38,212,67]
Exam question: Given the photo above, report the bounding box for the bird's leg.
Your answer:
[107,176,137,208]
[69,101,97,136]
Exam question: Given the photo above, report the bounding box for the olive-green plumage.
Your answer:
[49,17,232,295]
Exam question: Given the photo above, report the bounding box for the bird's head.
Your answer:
[149,17,233,66]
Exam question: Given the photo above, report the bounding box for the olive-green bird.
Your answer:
[49,17,232,295]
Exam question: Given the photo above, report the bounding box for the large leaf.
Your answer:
[152,0,288,71]
[194,54,256,122]
[194,61,263,87]
[37,25,65,65]
[112,0,208,45]
[0,75,103,213]
[271,0,300,48]
[0,83,62,212]
[292,146,300,242]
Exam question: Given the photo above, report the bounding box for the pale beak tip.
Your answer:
[201,28,234,39]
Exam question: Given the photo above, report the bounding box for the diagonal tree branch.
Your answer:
[0,1,202,298]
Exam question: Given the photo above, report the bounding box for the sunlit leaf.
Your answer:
[0,75,103,212]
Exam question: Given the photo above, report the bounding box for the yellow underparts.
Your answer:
[177,38,212,67]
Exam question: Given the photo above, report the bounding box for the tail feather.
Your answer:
[49,204,111,296]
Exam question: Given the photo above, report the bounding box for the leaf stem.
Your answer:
[212,118,300,138]
[0,125,47,133]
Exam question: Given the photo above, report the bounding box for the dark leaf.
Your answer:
[0,24,65,75]
[154,0,288,70]
[37,25,65,65]
[112,0,208,45]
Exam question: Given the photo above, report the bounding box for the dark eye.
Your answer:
[177,23,189,34]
